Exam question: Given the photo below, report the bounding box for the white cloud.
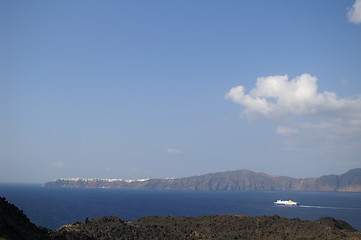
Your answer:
[225,74,361,142]
[51,161,65,169]
[348,0,361,24]
[276,126,298,136]
[164,148,181,154]
[225,73,361,120]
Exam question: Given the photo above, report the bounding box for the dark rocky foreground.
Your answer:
[0,197,49,240]
[1,197,361,240]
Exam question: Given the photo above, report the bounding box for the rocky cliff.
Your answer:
[0,197,50,240]
[44,168,361,192]
[1,197,361,240]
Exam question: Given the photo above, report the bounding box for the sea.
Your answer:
[1,183,361,231]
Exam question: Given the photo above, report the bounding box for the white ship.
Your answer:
[274,199,300,206]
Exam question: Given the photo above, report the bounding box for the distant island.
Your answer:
[1,197,361,240]
[43,168,361,192]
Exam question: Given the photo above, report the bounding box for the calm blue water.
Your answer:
[1,183,360,231]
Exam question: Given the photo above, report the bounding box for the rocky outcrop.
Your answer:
[44,168,361,192]
[51,215,361,240]
[0,197,50,240]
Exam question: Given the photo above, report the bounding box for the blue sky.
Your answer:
[1,0,361,183]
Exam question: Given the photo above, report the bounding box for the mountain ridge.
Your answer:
[43,168,361,192]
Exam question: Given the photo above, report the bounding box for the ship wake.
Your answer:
[300,205,361,210]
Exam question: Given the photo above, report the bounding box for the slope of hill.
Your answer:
[0,197,50,240]
[44,168,361,192]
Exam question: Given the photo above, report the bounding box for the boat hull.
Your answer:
[274,203,299,207]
